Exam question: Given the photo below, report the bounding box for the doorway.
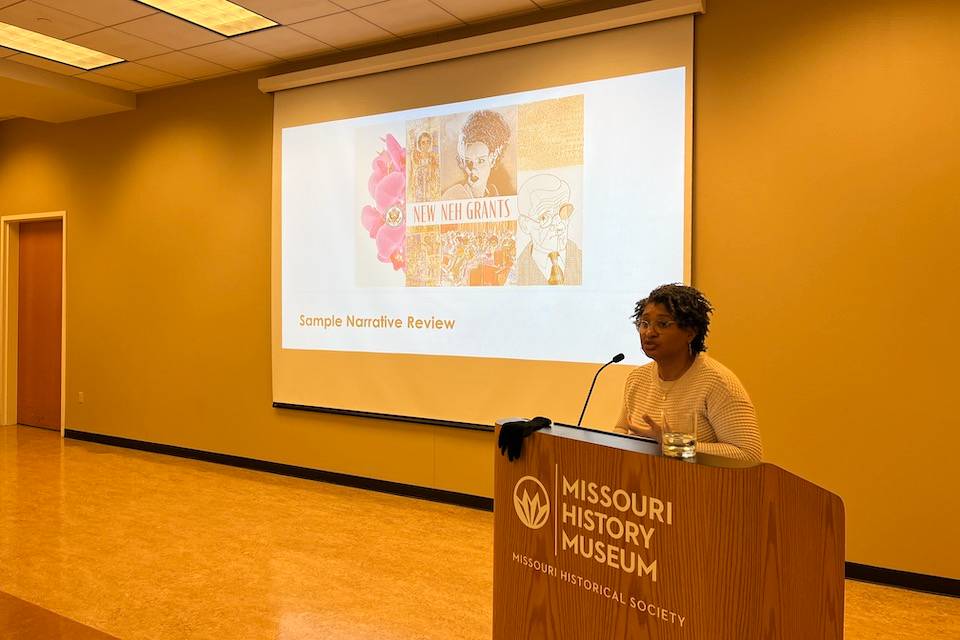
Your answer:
[1,212,67,432]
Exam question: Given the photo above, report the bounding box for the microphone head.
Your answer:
[612,353,625,363]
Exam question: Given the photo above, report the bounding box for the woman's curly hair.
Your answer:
[460,109,510,158]
[631,284,714,354]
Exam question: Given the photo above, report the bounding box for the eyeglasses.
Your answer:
[636,319,677,332]
[520,211,567,229]
[521,204,573,229]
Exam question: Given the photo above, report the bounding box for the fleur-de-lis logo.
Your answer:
[513,476,549,530]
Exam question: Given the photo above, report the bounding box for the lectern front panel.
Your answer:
[492,426,843,639]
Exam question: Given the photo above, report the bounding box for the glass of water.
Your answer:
[661,412,697,461]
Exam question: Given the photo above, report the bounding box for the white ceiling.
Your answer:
[0,0,596,104]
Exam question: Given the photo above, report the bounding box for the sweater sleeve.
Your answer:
[699,378,762,463]
[616,368,639,430]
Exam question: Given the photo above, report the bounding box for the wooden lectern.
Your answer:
[493,423,844,639]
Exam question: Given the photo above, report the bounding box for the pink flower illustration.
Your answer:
[361,133,406,271]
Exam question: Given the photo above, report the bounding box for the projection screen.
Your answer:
[270,15,693,428]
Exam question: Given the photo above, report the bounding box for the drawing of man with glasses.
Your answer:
[512,173,581,286]
[441,109,512,200]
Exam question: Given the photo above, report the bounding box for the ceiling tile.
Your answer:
[290,11,394,49]
[68,27,171,60]
[353,0,461,37]
[138,51,231,79]
[0,0,104,39]
[432,0,538,23]
[80,70,144,90]
[32,0,157,26]
[8,51,84,75]
[113,12,224,49]
[184,39,279,70]
[235,0,341,25]
[332,0,388,8]
[95,60,185,87]
[232,25,332,60]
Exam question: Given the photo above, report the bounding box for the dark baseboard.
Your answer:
[845,562,958,598]
[61,429,959,597]
[64,429,493,512]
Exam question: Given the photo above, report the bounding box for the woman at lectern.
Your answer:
[614,284,762,462]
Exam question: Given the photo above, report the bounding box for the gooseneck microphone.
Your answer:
[577,353,625,427]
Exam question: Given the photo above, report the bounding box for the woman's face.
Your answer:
[462,142,493,190]
[637,303,696,362]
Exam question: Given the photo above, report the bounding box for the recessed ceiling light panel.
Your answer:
[138,1,278,37]
[0,22,124,70]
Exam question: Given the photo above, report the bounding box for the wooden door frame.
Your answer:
[0,211,67,434]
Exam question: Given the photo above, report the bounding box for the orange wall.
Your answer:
[1,0,957,578]
[694,0,959,578]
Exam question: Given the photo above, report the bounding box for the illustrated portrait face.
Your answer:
[518,174,574,253]
[456,110,510,197]
[417,131,432,152]
[460,141,495,192]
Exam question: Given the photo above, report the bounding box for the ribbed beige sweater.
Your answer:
[616,354,762,462]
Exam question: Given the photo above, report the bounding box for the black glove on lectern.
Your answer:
[497,417,552,462]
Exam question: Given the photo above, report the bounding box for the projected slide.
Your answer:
[282,67,686,365]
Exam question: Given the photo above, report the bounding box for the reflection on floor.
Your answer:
[1,425,956,639]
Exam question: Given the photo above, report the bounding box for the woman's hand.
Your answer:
[640,414,664,442]
[615,414,664,442]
